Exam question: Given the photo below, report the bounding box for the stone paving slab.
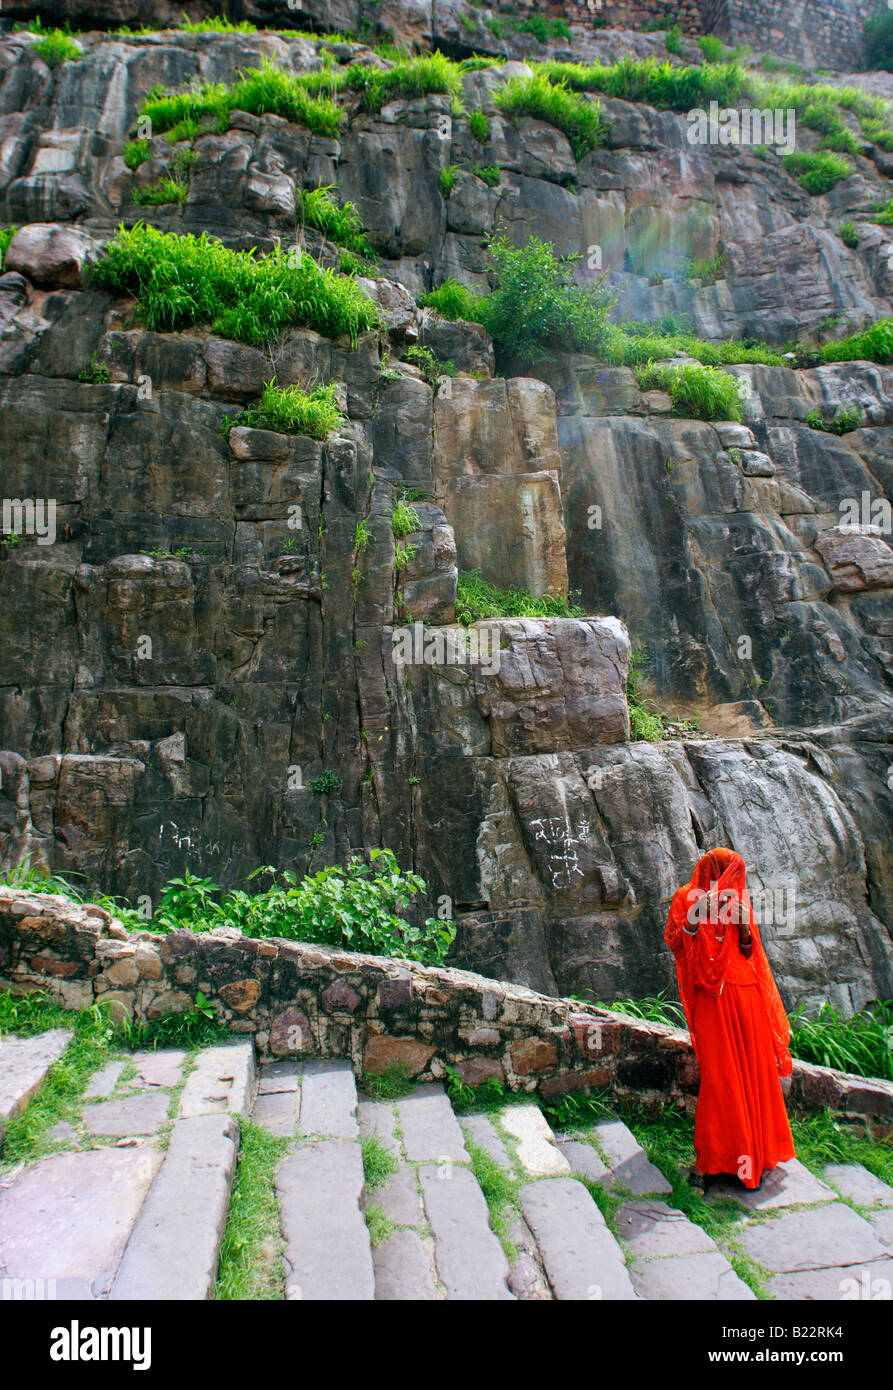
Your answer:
[178,1042,255,1119]
[366,1166,425,1226]
[521,1177,637,1301]
[276,1140,374,1300]
[630,1251,755,1301]
[507,1216,552,1300]
[372,1229,439,1301]
[299,1059,358,1139]
[419,1163,513,1299]
[357,1099,399,1155]
[868,1208,893,1247]
[738,1202,891,1272]
[499,1104,571,1177]
[131,1050,186,1090]
[0,1146,161,1298]
[558,1139,611,1185]
[768,1257,893,1302]
[398,1085,469,1164]
[460,1113,513,1171]
[616,1200,718,1258]
[593,1118,671,1195]
[257,1061,299,1095]
[0,1029,72,1122]
[110,1114,239,1301]
[84,1060,125,1100]
[84,1091,170,1138]
[708,1158,836,1211]
[823,1163,893,1209]
[253,1090,298,1138]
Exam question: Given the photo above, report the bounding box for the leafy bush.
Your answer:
[818,317,893,364]
[309,768,343,795]
[477,234,616,365]
[32,28,81,68]
[864,12,893,73]
[222,380,342,440]
[839,220,859,248]
[298,185,376,260]
[418,278,484,321]
[494,74,605,159]
[150,850,455,965]
[698,34,726,63]
[132,176,189,205]
[403,344,455,384]
[637,361,743,421]
[346,51,463,113]
[782,150,852,194]
[0,226,17,270]
[439,164,460,197]
[455,570,584,625]
[473,163,501,187]
[77,353,111,384]
[91,223,380,347]
[805,405,863,435]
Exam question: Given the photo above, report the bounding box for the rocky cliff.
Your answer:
[1,10,892,1016]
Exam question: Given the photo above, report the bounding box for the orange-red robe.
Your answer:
[664,847,795,1187]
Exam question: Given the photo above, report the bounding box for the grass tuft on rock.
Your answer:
[222,380,343,440]
[455,570,584,626]
[636,360,743,421]
[494,73,605,159]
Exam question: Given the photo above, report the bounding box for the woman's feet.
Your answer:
[687,1168,711,1193]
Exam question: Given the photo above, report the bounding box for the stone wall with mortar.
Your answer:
[2,888,891,1131]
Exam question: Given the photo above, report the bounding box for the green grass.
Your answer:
[403,344,455,384]
[815,317,893,364]
[179,16,259,33]
[0,226,18,271]
[789,1000,893,1081]
[783,149,852,194]
[539,56,747,112]
[138,60,343,142]
[361,1135,399,1189]
[473,163,501,187]
[805,405,863,435]
[626,650,669,742]
[494,74,605,160]
[222,380,343,440]
[684,248,725,285]
[439,164,460,197]
[32,28,81,68]
[123,138,152,170]
[603,322,783,367]
[214,1118,289,1300]
[298,185,376,260]
[132,176,189,206]
[698,34,726,63]
[637,360,743,422]
[455,570,584,626]
[839,220,859,249]
[362,1063,415,1100]
[77,353,110,384]
[465,1137,520,1259]
[418,278,484,321]
[364,1203,398,1246]
[90,222,380,348]
[468,109,490,143]
[390,499,424,538]
[346,51,464,113]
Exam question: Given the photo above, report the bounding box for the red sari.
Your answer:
[664,847,795,1188]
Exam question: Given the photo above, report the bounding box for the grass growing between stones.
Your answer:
[298,185,377,262]
[361,1134,398,1189]
[362,1064,416,1100]
[637,361,743,422]
[465,1136,521,1261]
[91,222,380,347]
[222,380,343,440]
[455,570,584,625]
[494,74,605,160]
[214,1119,289,1300]
[31,28,81,68]
[0,226,18,270]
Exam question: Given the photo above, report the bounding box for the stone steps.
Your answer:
[0,1027,73,1128]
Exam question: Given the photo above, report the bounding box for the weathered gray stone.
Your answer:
[84,1092,170,1138]
[823,1164,893,1209]
[594,1118,672,1195]
[707,1158,837,1211]
[178,1042,255,1119]
[737,1203,891,1272]
[253,1089,298,1138]
[397,1085,469,1163]
[299,1059,358,1139]
[372,1229,438,1300]
[258,1061,300,1095]
[367,1166,425,1226]
[0,1029,72,1122]
[768,1257,893,1301]
[419,1164,513,1299]
[0,1146,161,1299]
[520,1177,637,1300]
[616,1200,718,1258]
[84,1059,124,1099]
[557,1140,611,1185]
[631,1251,756,1301]
[110,1114,239,1301]
[277,1141,375,1301]
[499,1104,570,1177]
[130,1049,186,1089]
[357,1098,399,1155]
[460,1113,514,1171]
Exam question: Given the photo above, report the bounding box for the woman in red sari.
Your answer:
[664,847,795,1191]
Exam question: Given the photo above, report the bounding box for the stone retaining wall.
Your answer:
[2,888,891,1130]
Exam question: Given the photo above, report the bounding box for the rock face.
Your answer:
[0,18,891,1014]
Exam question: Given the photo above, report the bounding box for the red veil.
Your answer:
[664,847,792,1077]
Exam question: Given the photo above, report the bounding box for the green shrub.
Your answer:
[468,109,490,143]
[123,138,152,170]
[132,176,189,205]
[665,26,683,57]
[512,16,571,43]
[871,198,893,225]
[346,51,463,113]
[683,248,725,284]
[439,164,460,197]
[178,15,257,32]
[782,149,852,194]
[818,318,893,364]
[403,344,455,384]
[698,35,725,63]
[77,353,110,384]
[637,361,743,421]
[0,226,17,270]
[838,220,859,248]
[223,380,342,440]
[309,769,343,795]
[864,12,893,73]
[494,73,605,159]
[477,234,616,364]
[418,278,484,321]
[626,651,667,741]
[761,53,783,72]
[32,28,81,68]
[805,405,863,434]
[455,570,583,625]
[299,185,375,259]
[91,223,380,347]
[473,162,501,187]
